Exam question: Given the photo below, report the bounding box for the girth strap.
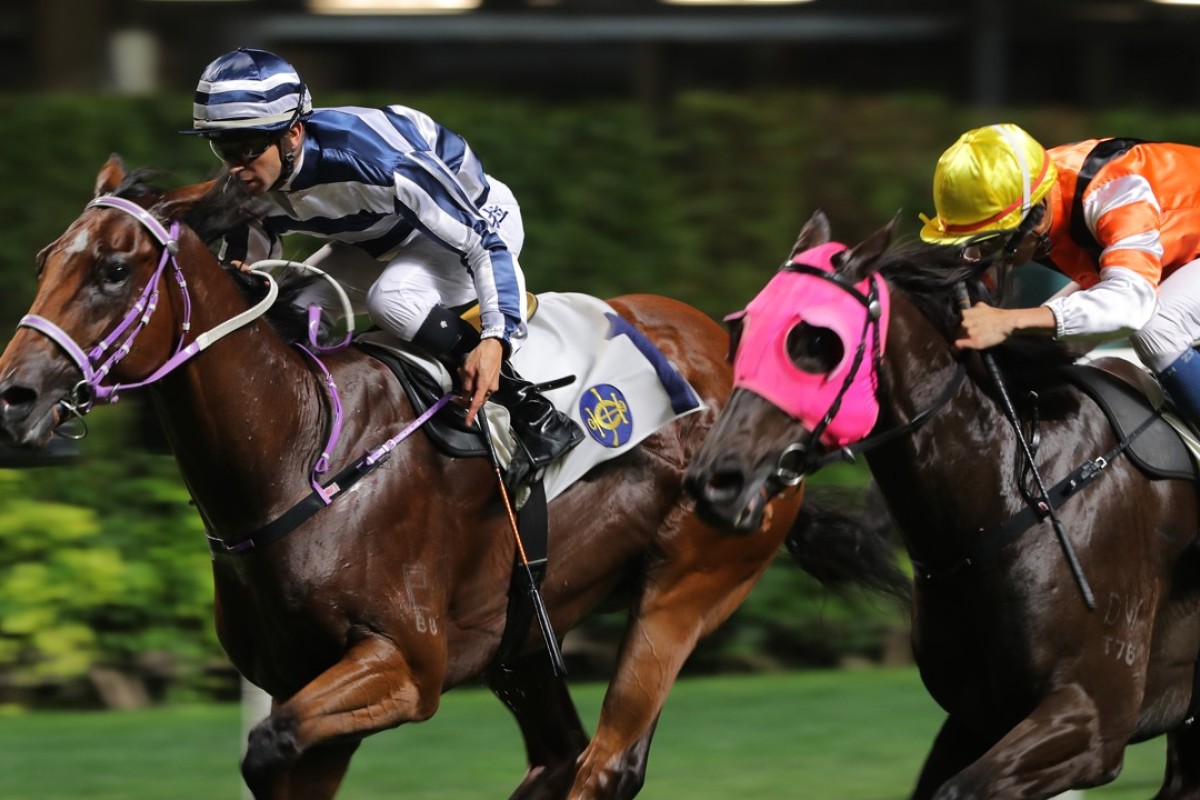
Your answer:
[914,411,1159,581]
[208,392,454,556]
[208,456,388,555]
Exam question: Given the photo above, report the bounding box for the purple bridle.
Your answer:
[19,194,277,434]
[21,195,452,512]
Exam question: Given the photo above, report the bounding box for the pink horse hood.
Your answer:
[731,242,890,448]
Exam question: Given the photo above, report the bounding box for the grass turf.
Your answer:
[0,667,1165,799]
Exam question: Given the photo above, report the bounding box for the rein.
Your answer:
[809,360,968,471]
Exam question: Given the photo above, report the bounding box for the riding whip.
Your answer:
[954,283,1096,610]
[476,406,569,676]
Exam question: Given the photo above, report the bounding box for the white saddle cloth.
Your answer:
[358,292,705,503]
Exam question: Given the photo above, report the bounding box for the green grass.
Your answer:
[0,667,1166,799]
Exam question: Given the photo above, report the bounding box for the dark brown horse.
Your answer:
[685,211,1200,800]
[0,156,837,800]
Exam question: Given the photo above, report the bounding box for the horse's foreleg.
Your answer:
[242,635,443,800]
[910,715,998,800]
[1157,723,1200,800]
[244,740,360,800]
[488,649,591,800]
[931,684,1123,800]
[568,512,792,800]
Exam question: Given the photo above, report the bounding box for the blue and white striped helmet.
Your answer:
[184,48,312,137]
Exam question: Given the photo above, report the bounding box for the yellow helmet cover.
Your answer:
[920,123,1057,245]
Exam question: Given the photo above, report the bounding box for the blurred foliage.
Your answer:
[0,405,219,707]
[5,90,1200,707]
[10,89,1200,331]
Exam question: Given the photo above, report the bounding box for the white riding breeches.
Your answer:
[293,178,527,349]
[1131,257,1200,372]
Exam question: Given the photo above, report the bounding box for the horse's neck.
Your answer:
[151,266,326,534]
[870,294,1008,554]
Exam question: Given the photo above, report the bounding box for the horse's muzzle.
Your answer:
[684,459,771,534]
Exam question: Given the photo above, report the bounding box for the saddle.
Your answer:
[357,341,489,458]
[1062,357,1196,482]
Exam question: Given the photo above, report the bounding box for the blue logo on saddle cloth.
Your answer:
[580,384,634,447]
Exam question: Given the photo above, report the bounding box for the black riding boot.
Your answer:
[493,360,585,489]
[413,306,584,489]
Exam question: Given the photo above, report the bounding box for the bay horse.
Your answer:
[0,158,900,800]
[684,210,1200,799]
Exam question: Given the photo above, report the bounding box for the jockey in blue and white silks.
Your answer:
[216,104,525,350]
[183,48,582,489]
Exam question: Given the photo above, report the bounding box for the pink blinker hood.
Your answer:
[729,241,890,447]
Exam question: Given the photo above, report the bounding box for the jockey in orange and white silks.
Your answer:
[920,123,1200,429]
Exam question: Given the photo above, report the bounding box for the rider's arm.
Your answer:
[392,153,524,349]
[1042,267,1158,341]
[216,219,280,271]
[1044,170,1163,341]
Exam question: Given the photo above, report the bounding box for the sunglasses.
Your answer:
[959,233,1010,265]
[208,134,279,165]
[959,206,1053,266]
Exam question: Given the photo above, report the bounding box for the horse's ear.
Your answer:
[94,154,125,197]
[155,179,220,221]
[837,212,898,282]
[787,210,832,261]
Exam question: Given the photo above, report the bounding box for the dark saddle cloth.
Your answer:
[1062,357,1196,482]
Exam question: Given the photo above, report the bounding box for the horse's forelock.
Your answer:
[102,168,254,246]
[110,168,166,203]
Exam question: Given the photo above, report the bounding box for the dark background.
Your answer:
[11,0,1200,109]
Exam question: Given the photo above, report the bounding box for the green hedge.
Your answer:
[5,91,1200,707]
[9,90,1200,325]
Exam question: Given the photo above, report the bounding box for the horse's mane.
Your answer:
[873,238,1082,397]
[112,168,253,243]
[112,169,323,344]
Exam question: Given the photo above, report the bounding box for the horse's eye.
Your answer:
[786,322,844,374]
[100,260,130,286]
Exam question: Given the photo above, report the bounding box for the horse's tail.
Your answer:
[786,485,911,602]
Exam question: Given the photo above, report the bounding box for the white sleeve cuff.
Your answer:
[1042,267,1158,341]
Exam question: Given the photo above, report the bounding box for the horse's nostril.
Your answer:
[0,385,36,409]
[702,471,744,505]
